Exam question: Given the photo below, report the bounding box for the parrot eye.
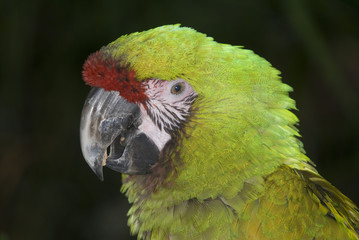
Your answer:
[170,82,185,95]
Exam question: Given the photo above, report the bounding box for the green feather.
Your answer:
[101,25,359,239]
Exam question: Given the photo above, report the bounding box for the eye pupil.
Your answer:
[174,85,181,92]
[171,82,185,95]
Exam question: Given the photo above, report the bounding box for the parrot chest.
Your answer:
[125,167,359,240]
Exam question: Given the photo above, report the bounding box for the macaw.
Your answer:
[80,25,359,239]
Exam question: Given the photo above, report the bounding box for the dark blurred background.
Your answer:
[0,0,358,239]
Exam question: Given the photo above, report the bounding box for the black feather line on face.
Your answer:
[145,91,198,134]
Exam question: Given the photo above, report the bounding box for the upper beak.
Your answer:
[79,87,140,180]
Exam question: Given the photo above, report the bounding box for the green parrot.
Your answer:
[80,25,359,239]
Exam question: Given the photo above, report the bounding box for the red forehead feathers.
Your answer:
[82,51,148,104]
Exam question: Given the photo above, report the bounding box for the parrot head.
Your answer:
[80,52,197,180]
[80,24,307,200]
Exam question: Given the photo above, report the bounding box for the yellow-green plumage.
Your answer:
[101,25,359,239]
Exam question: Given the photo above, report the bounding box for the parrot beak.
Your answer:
[80,88,160,180]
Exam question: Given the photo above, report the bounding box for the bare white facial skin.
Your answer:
[138,79,197,151]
